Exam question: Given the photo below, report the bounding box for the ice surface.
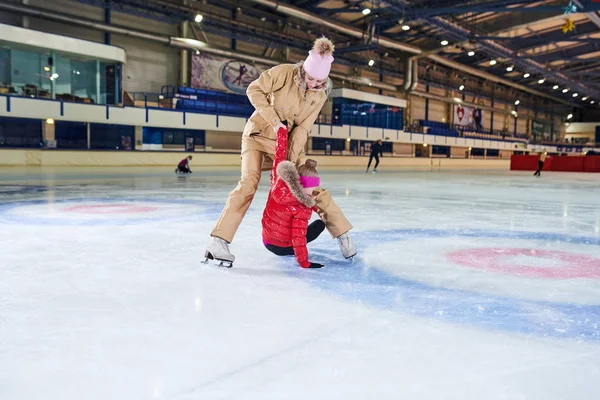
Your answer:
[1,166,599,400]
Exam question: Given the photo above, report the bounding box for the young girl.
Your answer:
[262,126,326,268]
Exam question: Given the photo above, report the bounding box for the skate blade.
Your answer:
[202,251,234,268]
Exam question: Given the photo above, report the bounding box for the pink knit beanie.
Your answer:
[303,37,335,80]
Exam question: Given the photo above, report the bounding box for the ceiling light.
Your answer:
[194,14,203,23]
[573,93,578,97]
[441,40,449,46]
[46,118,54,125]
[506,66,514,72]
[582,96,588,101]
[402,25,410,31]
[362,8,371,15]
[368,59,375,67]
[567,113,573,120]
[44,66,50,72]
[459,85,465,91]
[346,137,351,142]
[468,51,475,56]
[538,79,545,84]
[489,59,497,65]
[261,17,266,22]
[553,85,559,90]
[514,100,520,105]
[453,97,462,103]
[591,100,595,104]
[562,88,569,93]
[523,73,530,78]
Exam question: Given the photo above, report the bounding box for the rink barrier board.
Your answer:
[510,155,600,173]
[0,149,510,168]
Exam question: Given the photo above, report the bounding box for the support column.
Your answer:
[22,0,30,28]
[95,60,101,104]
[181,21,189,87]
[87,123,91,149]
[50,51,56,99]
[104,0,111,45]
[43,120,55,144]
[424,83,429,121]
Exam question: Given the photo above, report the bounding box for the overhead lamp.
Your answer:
[459,85,465,91]
[567,113,573,120]
[562,88,569,93]
[514,100,520,105]
[553,85,559,90]
[489,59,497,66]
[573,93,578,97]
[453,97,462,103]
[46,118,55,125]
[346,137,351,142]
[523,73,530,78]
[506,66,514,72]
[44,66,50,72]
[194,13,203,23]
[362,8,371,15]
[538,78,545,84]
[368,59,375,67]
[402,25,410,31]
[423,143,428,147]
[441,40,449,46]
[591,100,596,104]
[582,96,588,101]
[468,51,475,56]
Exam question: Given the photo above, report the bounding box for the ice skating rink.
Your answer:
[1,166,599,400]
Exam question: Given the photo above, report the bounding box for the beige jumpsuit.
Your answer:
[211,63,352,243]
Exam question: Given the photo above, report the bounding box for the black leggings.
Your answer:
[367,154,380,169]
[177,166,191,173]
[534,160,544,176]
[265,220,326,256]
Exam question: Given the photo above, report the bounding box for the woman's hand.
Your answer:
[274,121,287,132]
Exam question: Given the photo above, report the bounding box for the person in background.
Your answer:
[533,150,547,177]
[366,139,383,173]
[176,155,193,174]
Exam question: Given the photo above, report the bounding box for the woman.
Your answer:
[205,37,355,265]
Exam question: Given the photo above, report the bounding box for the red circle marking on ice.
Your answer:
[62,204,159,214]
[447,247,600,279]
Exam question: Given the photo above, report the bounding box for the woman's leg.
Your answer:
[374,155,380,169]
[312,188,353,239]
[367,154,374,169]
[211,136,265,243]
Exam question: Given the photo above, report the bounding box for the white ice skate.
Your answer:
[202,237,235,268]
[337,232,357,260]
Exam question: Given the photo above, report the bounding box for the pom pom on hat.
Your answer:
[303,37,335,80]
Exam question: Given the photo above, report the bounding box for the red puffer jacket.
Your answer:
[262,127,316,268]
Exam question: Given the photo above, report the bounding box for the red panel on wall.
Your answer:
[550,156,584,172]
[511,155,600,172]
[583,156,600,172]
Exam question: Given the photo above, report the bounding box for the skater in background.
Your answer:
[366,139,383,173]
[262,126,325,268]
[205,36,356,266]
[534,150,547,177]
[176,155,193,174]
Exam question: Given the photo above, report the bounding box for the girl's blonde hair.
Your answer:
[297,159,319,177]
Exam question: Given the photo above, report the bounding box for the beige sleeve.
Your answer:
[288,95,326,164]
[246,64,290,128]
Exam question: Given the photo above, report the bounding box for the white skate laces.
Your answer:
[337,232,356,259]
